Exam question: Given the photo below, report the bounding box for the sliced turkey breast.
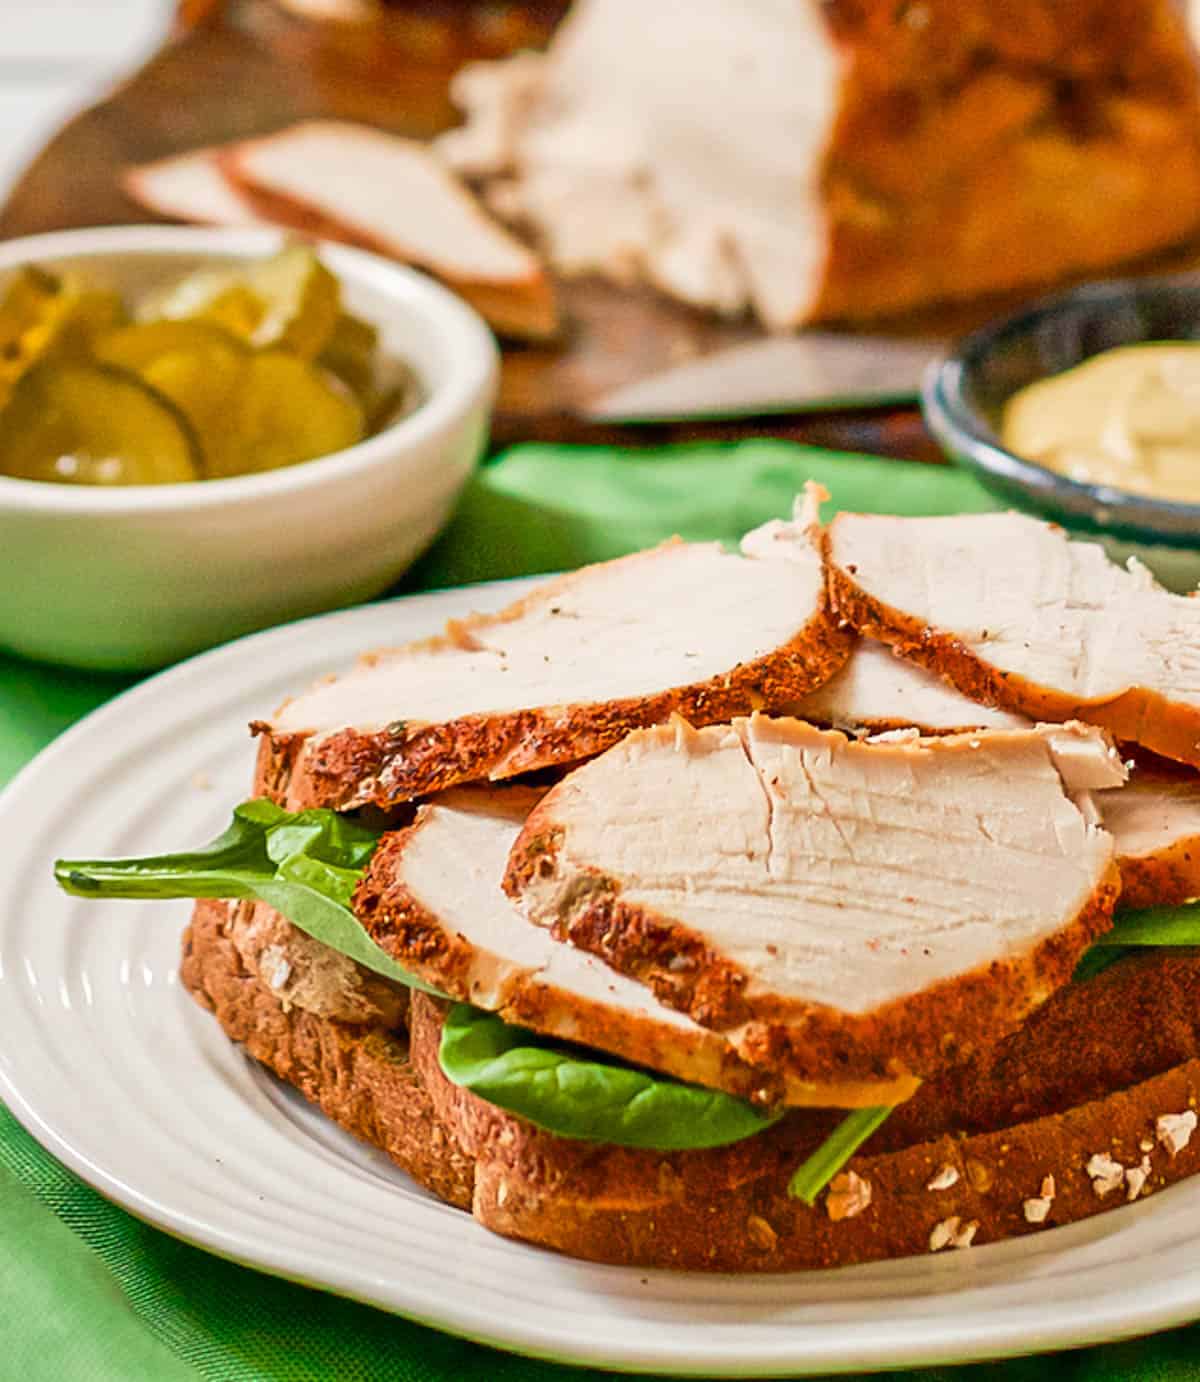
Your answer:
[796,638,1029,735]
[355,786,917,1109]
[1101,766,1200,909]
[505,716,1123,1087]
[827,510,1200,768]
[121,149,268,227]
[255,516,851,811]
[220,120,558,339]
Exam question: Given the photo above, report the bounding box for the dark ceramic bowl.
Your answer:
[922,277,1200,564]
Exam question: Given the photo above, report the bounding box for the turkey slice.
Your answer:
[355,786,917,1109]
[797,638,1029,734]
[505,716,1123,1088]
[122,148,268,227]
[1101,765,1200,909]
[256,512,851,810]
[221,120,558,338]
[827,509,1200,768]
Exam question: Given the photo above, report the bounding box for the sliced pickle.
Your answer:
[215,352,365,478]
[141,343,247,479]
[0,361,200,485]
[92,319,247,374]
[0,268,126,405]
[317,310,379,402]
[140,246,340,359]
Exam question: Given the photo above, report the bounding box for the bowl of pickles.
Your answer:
[0,226,497,670]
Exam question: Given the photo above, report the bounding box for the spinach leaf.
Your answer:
[1075,899,1200,982]
[55,799,442,995]
[786,1105,894,1205]
[439,1003,782,1150]
[1093,901,1200,949]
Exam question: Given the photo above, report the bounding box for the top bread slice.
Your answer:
[827,510,1200,768]
[505,715,1124,1087]
[255,516,852,811]
[354,784,917,1109]
[220,120,558,339]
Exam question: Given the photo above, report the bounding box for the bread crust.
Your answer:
[181,899,475,1210]
[409,989,1200,1272]
[255,548,853,812]
[505,747,1122,1085]
[826,555,1200,768]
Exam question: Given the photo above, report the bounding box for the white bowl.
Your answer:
[0,226,498,671]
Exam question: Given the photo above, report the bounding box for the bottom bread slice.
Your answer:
[182,899,1200,1272]
[182,899,475,1211]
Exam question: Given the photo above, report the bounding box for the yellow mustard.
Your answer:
[1001,343,1200,503]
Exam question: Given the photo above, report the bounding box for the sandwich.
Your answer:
[57,494,1200,1271]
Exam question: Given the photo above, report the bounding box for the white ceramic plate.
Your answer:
[2,583,1200,1377]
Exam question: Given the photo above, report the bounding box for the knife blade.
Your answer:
[585,332,947,423]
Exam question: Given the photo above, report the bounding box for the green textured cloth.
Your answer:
[2,440,1198,1381]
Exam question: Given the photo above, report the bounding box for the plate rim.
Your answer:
[2,582,1200,1377]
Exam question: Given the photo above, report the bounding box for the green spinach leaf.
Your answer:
[1093,901,1200,949]
[439,1003,782,1150]
[55,799,442,995]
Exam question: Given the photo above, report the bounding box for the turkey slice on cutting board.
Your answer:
[122,148,269,227]
[504,716,1124,1088]
[826,510,1200,768]
[354,786,917,1109]
[220,120,558,339]
[255,512,852,811]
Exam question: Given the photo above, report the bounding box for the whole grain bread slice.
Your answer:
[506,715,1123,1085]
[183,897,1200,1271]
[826,510,1200,769]
[408,972,1200,1272]
[254,515,851,812]
[182,898,474,1210]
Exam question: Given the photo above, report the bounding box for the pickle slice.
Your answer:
[218,352,365,478]
[140,246,340,359]
[141,342,247,479]
[317,311,379,402]
[0,361,200,485]
[0,267,126,405]
[92,319,247,374]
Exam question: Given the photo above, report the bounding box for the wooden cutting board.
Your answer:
[0,0,946,457]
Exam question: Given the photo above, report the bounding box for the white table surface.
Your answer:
[0,0,171,203]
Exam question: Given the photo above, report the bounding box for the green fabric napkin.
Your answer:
[2,440,1197,1382]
